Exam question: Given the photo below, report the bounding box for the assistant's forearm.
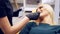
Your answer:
[10,16,29,34]
[0,16,29,34]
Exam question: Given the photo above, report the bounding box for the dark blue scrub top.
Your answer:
[0,0,13,34]
[20,22,60,34]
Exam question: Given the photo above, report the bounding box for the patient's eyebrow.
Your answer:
[39,6,43,9]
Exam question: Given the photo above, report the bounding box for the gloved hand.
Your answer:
[26,12,40,20]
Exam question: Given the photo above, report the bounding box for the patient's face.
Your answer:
[37,6,49,18]
[37,6,43,13]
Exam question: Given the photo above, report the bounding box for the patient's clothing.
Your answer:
[20,22,60,34]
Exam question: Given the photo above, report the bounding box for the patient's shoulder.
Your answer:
[26,22,36,27]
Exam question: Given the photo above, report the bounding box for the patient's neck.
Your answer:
[34,18,42,25]
[42,15,52,25]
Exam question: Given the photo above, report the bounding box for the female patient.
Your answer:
[19,4,58,34]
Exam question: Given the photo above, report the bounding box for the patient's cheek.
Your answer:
[37,9,41,13]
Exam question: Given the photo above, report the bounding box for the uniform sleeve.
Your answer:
[0,0,7,18]
[20,22,32,34]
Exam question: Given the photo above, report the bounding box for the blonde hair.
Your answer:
[32,4,56,25]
